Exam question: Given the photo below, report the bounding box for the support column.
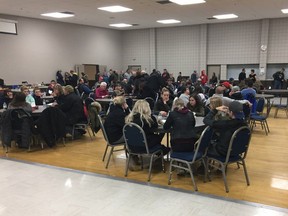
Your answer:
[259,19,270,80]
[149,28,156,73]
[199,24,207,72]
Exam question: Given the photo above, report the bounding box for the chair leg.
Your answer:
[102,145,108,161]
[220,164,229,193]
[202,158,207,183]
[161,152,165,173]
[168,160,173,185]
[105,146,114,169]
[147,155,154,181]
[264,120,270,133]
[242,159,250,186]
[86,126,93,140]
[187,162,198,191]
[262,121,268,135]
[71,125,75,140]
[125,154,131,177]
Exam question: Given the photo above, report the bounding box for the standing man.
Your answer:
[238,68,246,83]
[273,68,285,89]
[191,70,197,84]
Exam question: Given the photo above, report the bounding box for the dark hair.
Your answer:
[247,80,253,87]
[189,94,201,105]
[10,92,27,107]
[251,69,255,73]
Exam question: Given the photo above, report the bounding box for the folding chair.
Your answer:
[97,114,126,169]
[167,126,213,191]
[123,122,165,181]
[206,126,251,192]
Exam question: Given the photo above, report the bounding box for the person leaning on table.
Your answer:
[163,98,198,152]
[203,101,247,157]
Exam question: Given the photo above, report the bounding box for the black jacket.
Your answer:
[154,98,172,114]
[104,105,129,143]
[59,93,85,125]
[204,109,247,156]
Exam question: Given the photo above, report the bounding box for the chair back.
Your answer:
[193,126,213,161]
[123,123,149,154]
[255,97,265,113]
[97,114,110,143]
[244,93,256,113]
[125,97,133,111]
[84,97,95,110]
[145,97,155,111]
[11,109,32,130]
[242,104,251,122]
[225,126,251,162]
[75,87,81,97]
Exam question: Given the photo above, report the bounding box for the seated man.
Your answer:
[46,80,56,96]
[77,78,92,96]
[32,87,43,106]
[203,101,247,157]
[21,86,35,107]
[59,85,86,136]
[95,82,109,99]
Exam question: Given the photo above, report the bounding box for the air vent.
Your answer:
[207,17,216,20]
[156,0,173,4]
[131,24,139,26]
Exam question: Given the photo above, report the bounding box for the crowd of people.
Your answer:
[0,67,283,169]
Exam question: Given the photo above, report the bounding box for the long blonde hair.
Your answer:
[125,100,154,127]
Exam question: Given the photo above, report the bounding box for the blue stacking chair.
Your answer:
[123,122,165,181]
[206,126,251,193]
[168,126,213,191]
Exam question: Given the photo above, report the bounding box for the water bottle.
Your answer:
[43,99,47,108]
[3,102,7,109]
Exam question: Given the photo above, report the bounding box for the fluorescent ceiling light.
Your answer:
[41,12,75,18]
[109,23,132,28]
[157,19,181,24]
[213,14,238,19]
[169,0,206,5]
[281,9,288,14]
[98,5,132,13]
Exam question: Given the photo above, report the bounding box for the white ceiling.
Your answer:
[1,0,288,30]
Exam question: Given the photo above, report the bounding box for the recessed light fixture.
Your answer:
[281,9,288,14]
[41,12,75,18]
[98,5,133,13]
[169,0,205,5]
[157,19,181,24]
[213,14,238,19]
[109,23,132,28]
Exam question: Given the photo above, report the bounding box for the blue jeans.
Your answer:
[274,80,282,89]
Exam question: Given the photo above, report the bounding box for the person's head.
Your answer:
[4,89,13,98]
[81,72,85,76]
[126,100,153,126]
[215,86,224,94]
[10,92,26,107]
[167,78,173,84]
[99,82,107,90]
[231,86,240,93]
[173,98,185,111]
[50,80,56,87]
[179,72,182,75]
[161,87,170,102]
[189,94,200,107]
[250,69,255,74]
[247,80,253,88]
[228,101,244,120]
[53,84,64,96]
[182,86,190,95]
[20,86,30,96]
[79,78,84,84]
[242,68,246,73]
[221,81,231,90]
[33,87,42,97]
[281,68,285,73]
[113,96,126,108]
[209,97,223,110]
[63,85,74,95]
[114,83,122,91]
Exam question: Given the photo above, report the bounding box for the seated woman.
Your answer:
[52,84,65,106]
[104,96,130,144]
[125,100,170,154]
[163,98,197,152]
[154,87,173,117]
[8,92,32,113]
[208,97,230,120]
[187,94,205,117]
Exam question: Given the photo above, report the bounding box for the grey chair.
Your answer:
[206,126,251,193]
[97,114,126,169]
[123,122,165,181]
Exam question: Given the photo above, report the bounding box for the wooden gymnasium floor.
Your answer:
[1,107,288,209]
